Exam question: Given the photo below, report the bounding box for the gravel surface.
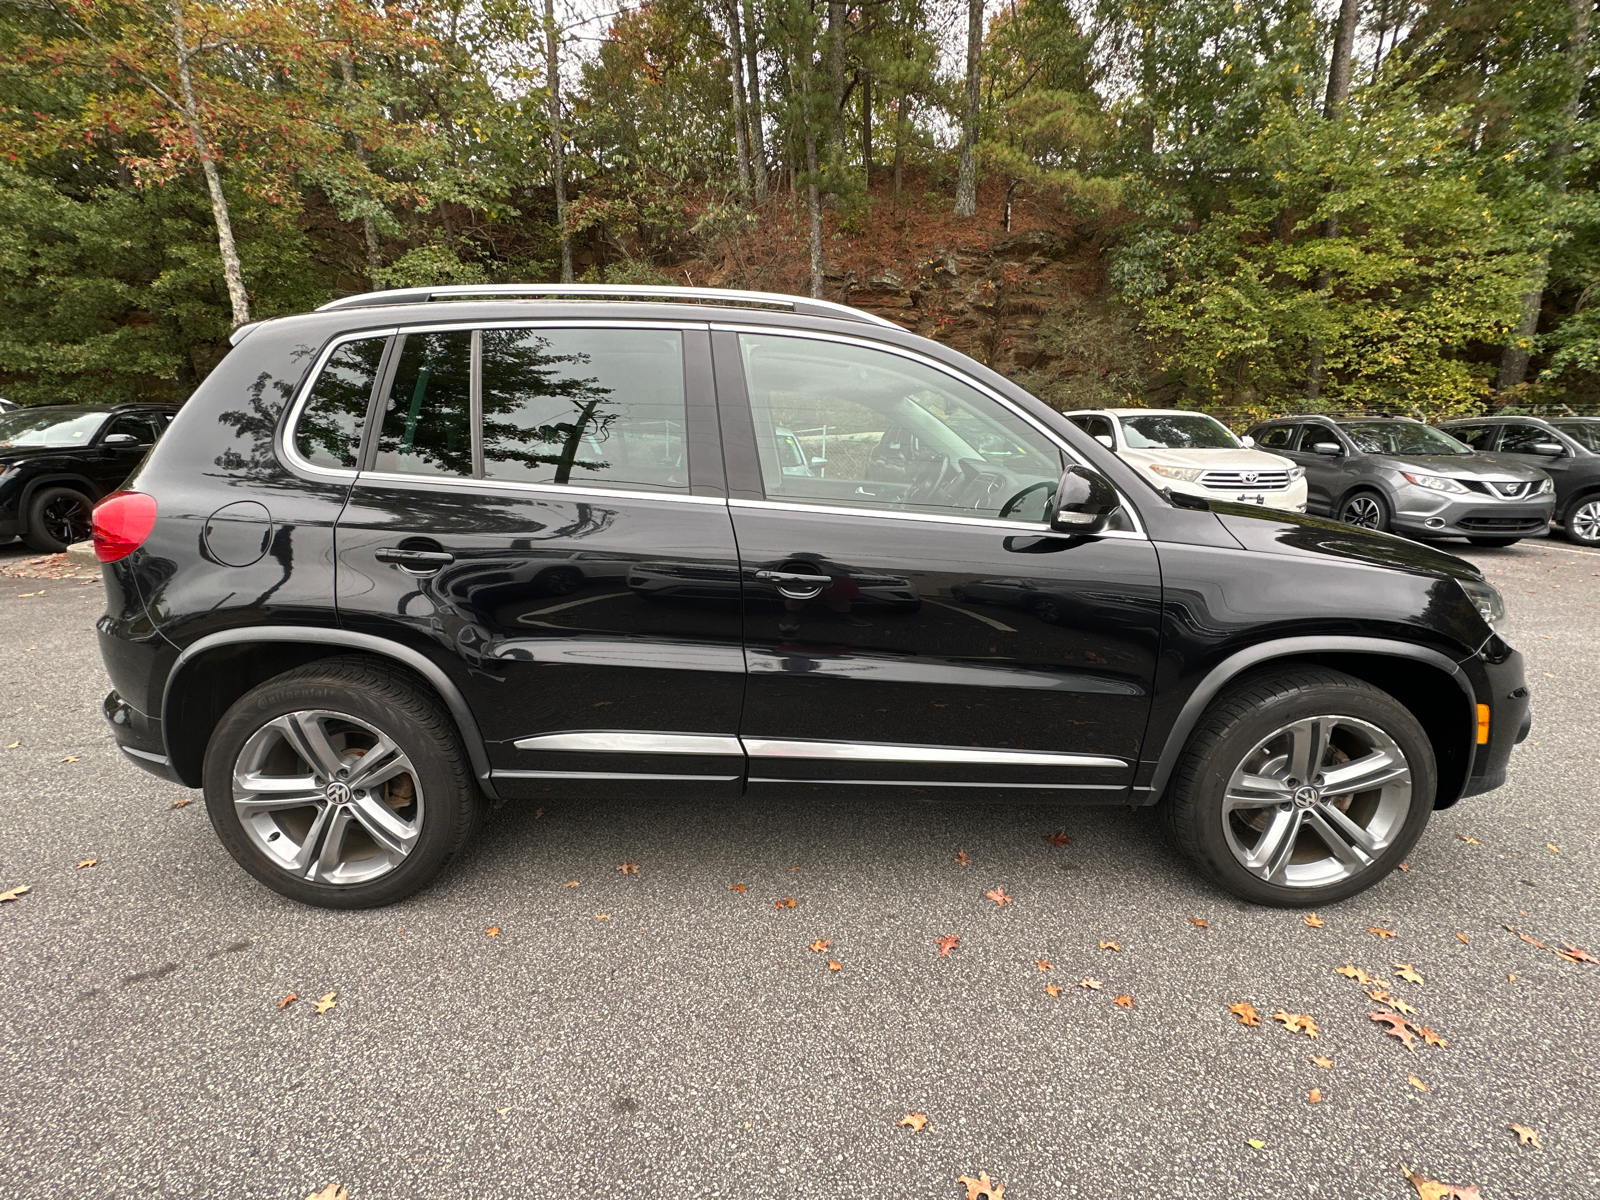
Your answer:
[1,537,1596,1200]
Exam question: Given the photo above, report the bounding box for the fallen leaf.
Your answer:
[563,880,579,888]
[936,934,960,957]
[305,1186,348,1200]
[789,864,801,871]
[1394,963,1425,985]
[595,913,611,920]
[59,755,79,763]
[617,862,639,874]
[1307,1088,1322,1103]
[826,960,841,972]
[1509,1124,1541,1148]
[1044,983,1062,997]
[1367,991,1418,1016]
[1419,1026,1449,1048]
[169,797,193,809]
[1310,1055,1334,1069]
[0,885,29,902]
[312,992,337,1015]
[1272,1011,1319,1039]
[1366,926,1398,939]
[774,897,796,909]
[1408,1075,1429,1092]
[1035,958,1053,971]
[1227,1002,1261,1027]
[1098,940,1121,952]
[896,1112,928,1132]
[1246,1138,1266,1150]
[809,939,832,953]
[1560,942,1598,964]
[1187,916,1209,928]
[1455,932,1469,944]
[984,887,1013,906]
[1042,832,1070,847]
[1456,835,1481,845]
[1546,844,1560,854]
[4,741,17,748]
[957,1171,1004,1200]
[1336,964,1377,984]
[277,993,298,1009]
[1508,973,1517,982]
[1370,1010,1418,1051]
[1079,977,1102,990]
[485,926,500,938]
[954,850,970,867]
[1112,994,1134,1008]
[1518,931,1549,950]
[533,807,544,818]
[1402,1164,1483,1200]
[1398,862,1412,872]
[1303,913,1325,928]
[75,858,97,869]
[727,883,747,893]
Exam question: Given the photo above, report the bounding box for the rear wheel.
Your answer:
[202,657,482,908]
[1467,536,1520,548]
[23,486,92,552]
[1338,491,1390,533]
[1567,497,1600,546]
[1164,667,1435,906]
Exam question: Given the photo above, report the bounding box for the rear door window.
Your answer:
[374,331,473,477]
[1447,424,1497,451]
[1255,424,1296,450]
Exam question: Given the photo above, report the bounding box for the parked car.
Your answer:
[0,404,176,552]
[1244,415,1554,547]
[94,284,1527,912]
[1064,408,1309,512]
[1438,415,1600,547]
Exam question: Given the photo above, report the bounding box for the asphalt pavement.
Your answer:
[1,537,1597,1200]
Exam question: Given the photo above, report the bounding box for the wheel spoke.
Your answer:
[1287,718,1331,784]
[1320,749,1409,796]
[1304,806,1376,870]
[1313,801,1383,855]
[285,803,334,873]
[346,736,407,790]
[310,808,354,881]
[347,793,417,856]
[1224,773,1293,810]
[1245,808,1302,879]
[234,773,323,813]
[275,712,347,780]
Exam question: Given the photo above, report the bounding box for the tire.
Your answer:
[1163,666,1435,907]
[23,486,93,553]
[1337,490,1390,533]
[1467,536,1520,548]
[202,656,483,909]
[1566,496,1600,546]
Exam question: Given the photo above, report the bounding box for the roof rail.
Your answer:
[314,283,902,329]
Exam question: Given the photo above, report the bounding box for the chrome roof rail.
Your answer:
[314,283,901,329]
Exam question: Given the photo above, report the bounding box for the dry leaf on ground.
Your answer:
[936,934,960,957]
[1403,1164,1483,1199]
[1246,1138,1266,1150]
[277,993,298,1009]
[1398,862,1412,872]
[1366,926,1398,939]
[957,1171,1004,1200]
[1456,835,1481,845]
[1546,844,1561,854]
[827,960,841,972]
[1509,1124,1541,1148]
[1098,940,1121,951]
[1079,977,1102,990]
[1303,913,1325,928]
[1044,984,1062,997]
[954,850,970,867]
[1367,990,1418,1016]
[1307,1088,1322,1103]
[984,887,1013,906]
[1394,963,1425,985]
[75,859,97,869]
[60,755,79,763]
[1370,1010,1418,1050]
[305,1186,348,1200]
[1419,1026,1448,1048]
[1408,1075,1429,1092]
[1560,942,1598,964]
[773,897,796,909]
[1336,965,1377,984]
[485,926,500,938]
[1310,1055,1334,1068]
[809,939,832,953]
[1227,1002,1261,1027]
[313,992,337,1015]
[1187,916,1209,928]
[727,883,746,892]
[595,913,611,920]
[563,880,579,888]
[169,797,193,809]
[1042,832,1070,847]
[1272,1011,1319,1038]
[0,885,30,902]
[617,862,639,874]
[1455,932,1469,944]
[1113,994,1134,1008]
[1035,958,1053,971]
[896,1112,928,1132]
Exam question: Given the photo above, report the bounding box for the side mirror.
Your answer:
[101,433,140,447]
[809,456,828,467]
[1050,464,1121,534]
[1531,442,1566,457]
[1093,434,1114,449]
[1240,434,1256,448]
[1311,441,1343,456]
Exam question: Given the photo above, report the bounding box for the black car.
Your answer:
[92,284,1529,911]
[1438,415,1600,546]
[0,404,176,551]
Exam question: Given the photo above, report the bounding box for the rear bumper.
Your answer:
[1460,649,1529,799]
[103,689,181,783]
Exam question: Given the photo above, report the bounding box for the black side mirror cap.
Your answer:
[1311,441,1343,456]
[1050,464,1121,534]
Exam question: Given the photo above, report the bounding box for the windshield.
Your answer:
[0,409,108,448]
[1340,421,1471,456]
[1120,413,1240,450]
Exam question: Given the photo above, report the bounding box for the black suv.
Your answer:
[93,285,1529,910]
[1,404,175,551]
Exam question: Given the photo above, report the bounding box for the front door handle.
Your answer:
[376,547,455,571]
[755,569,832,600]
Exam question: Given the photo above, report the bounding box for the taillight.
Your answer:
[92,491,157,563]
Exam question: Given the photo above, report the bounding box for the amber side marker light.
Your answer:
[1476,704,1490,745]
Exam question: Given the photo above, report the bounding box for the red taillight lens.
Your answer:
[92,491,157,563]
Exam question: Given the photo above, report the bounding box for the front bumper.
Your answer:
[1392,491,1553,539]
[1460,647,1529,800]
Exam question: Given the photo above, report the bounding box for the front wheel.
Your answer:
[1567,497,1600,546]
[1338,491,1390,533]
[1467,536,1520,548]
[1164,667,1435,906]
[23,486,92,552]
[202,656,482,908]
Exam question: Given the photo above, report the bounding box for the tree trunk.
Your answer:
[545,0,574,284]
[892,94,909,208]
[338,54,383,288]
[1305,0,1362,400]
[743,0,768,202]
[169,1,249,327]
[726,0,753,202]
[860,68,872,181]
[1496,0,1591,393]
[827,0,846,154]
[954,0,982,218]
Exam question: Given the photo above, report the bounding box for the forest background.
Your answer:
[0,0,1595,424]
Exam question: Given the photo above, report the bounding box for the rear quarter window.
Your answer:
[295,337,388,469]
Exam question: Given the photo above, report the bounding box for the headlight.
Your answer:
[1287,466,1305,481]
[1459,577,1506,632]
[1401,472,1469,494]
[1534,477,1554,495]
[1149,464,1204,482]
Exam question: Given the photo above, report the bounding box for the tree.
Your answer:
[545,0,574,283]
[954,0,983,216]
[1306,0,1364,399]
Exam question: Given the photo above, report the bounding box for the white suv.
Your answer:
[1065,408,1308,512]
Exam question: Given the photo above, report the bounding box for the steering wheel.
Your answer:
[998,479,1057,521]
[907,454,955,504]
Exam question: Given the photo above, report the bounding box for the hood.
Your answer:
[1368,453,1547,482]
[0,443,91,466]
[1206,501,1482,582]
[1120,447,1295,471]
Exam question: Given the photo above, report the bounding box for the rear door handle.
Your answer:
[375,547,455,569]
[754,569,832,600]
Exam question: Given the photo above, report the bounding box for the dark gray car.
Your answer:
[1440,415,1600,546]
[1245,416,1554,547]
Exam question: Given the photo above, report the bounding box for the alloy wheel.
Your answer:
[42,493,91,545]
[232,709,423,885]
[1340,495,1384,530]
[1572,499,1600,545]
[1221,715,1412,889]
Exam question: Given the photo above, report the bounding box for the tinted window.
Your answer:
[1068,414,1114,442]
[104,414,162,445]
[0,409,107,447]
[1254,425,1294,449]
[1294,425,1340,451]
[1446,424,1494,450]
[374,332,473,477]
[1121,413,1238,449]
[739,334,1064,521]
[481,328,687,492]
[297,337,387,469]
[1498,423,1564,454]
[1553,422,1600,452]
[1340,422,1470,455]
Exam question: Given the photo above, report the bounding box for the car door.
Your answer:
[1288,422,1350,515]
[334,321,746,800]
[1490,422,1580,499]
[714,328,1161,800]
[92,412,164,493]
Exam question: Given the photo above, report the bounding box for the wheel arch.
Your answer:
[1332,481,1393,521]
[1556,483,1600,522]
[1145,637,1475,811]
[161,628,496,798]
[19,473,101,529]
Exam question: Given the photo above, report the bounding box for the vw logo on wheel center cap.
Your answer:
[324,780,353,805]
[1292,784,1321,809]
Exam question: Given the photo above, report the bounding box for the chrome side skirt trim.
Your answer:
[120,746,171,766]
[492,770,741,783]
[749,777,1124,790]
[513,731,743,756]
[740,738,1126,769]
